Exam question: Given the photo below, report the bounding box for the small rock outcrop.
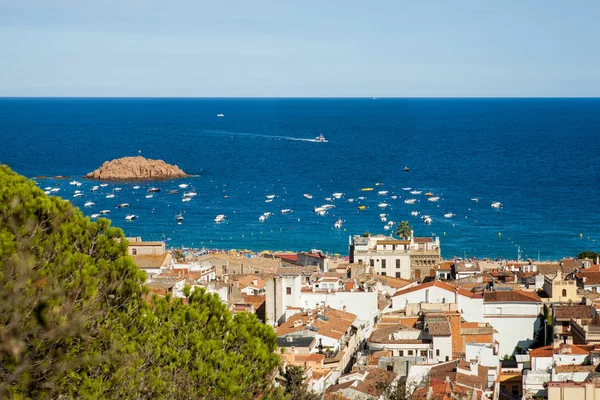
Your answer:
[85,156,188,180]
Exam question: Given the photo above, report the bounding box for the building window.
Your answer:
[286,287,292,295]
[399,350,404,356]
[386,364,393,371]
[415,269,421,279]
[396,272,401,278]
[445,356,449,361]
[381,272,386,276]
[382,259,386,269]
[436,349,440,356]
[408,350,413,356]
[132,248,137,255]
[396,259,400,268]
[370,259,374,267]
[512,386,518,395]
[420,350,427,357]
[562,289,567,297]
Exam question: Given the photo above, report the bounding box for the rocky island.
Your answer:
[85,156,188,180]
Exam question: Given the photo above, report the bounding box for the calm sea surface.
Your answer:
[1,98,599,260]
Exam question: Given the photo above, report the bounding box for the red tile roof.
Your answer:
[483,290,541,303]
[392,280,456,297]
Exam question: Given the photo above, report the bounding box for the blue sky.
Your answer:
[0,0,599,97]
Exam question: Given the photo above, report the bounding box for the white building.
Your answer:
[482,290,542,356]
[349,232,440,279]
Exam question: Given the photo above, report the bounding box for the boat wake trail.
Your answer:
[199,129,317,142]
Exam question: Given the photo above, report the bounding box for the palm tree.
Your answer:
[396,221,412,239]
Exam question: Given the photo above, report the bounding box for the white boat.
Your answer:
[404,198,417,204]
[347,198,354,203]
[402,187,411,191]
[106,194,115,199]
[428,197,440,202]
[69,180,80,186]
[265,194,275,199]
[44,186,52,190]
[387,221,394,226]
[424,217,432,225]
[381,217,387,222]
[281,209,292,214]
[259,215,266,222]
[315,134,328,143]
[378,191,388,195]
[182,197,192,202]
[378,203,388,208]
[322,204,335,210]
[148,187,160,193]
[358,196,366,200]
[444,213,454,218]
[383,225,390,230]
[90,186,99,192]
[73,193,84,198]
[332,192,343,199]
[217,113,224,117]
[214,214,226,223]
[391,195,398,200]
[133,186,140,190]
[113,187,122,191]
[325,197,332,201]
[491,202,502,209]
[334,219,343,229]
[100,210,110,215]
[84,201,95,207]
[44,190,51,194]
[263,212,273,217]
[183,191,197,197]
[118,203,130,208]
[313,206,326,213]
[303,193,313,199]
[410,190,422,195]
[91,213,100,218]
[411,211,419,216]
[422,215,430,219]
[471,198,479,202]
[74,190,82,194]
[100,183,108,187]
[145,194,153,199]
[379,213,387,217]
[265,199,273,203]
[50,188,60,192]
[125,214,137,221]
[176,214,184,222]
[179,184,189,189]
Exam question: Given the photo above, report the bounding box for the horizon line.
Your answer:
[1,96,600,100]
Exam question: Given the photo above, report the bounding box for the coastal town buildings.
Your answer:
[348,232,440,280]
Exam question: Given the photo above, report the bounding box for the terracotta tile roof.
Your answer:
[128,241,164,246]
[352,368,397,397]
[275,308,357,341]
[412,381,471,400]
[428,321,452,336]
[414,237,433,243]
[376,239,410,245]
[554,364,598,373]
[369,325,427,344]
[275,264,319,275]
[132,253,170,269]
[554,305,595,320]
[483,289,541,303]
[377,275,413,289]
[234,274,266,290]
[530,343,589,357]
[576,272,600,285]
[457,287,483,298]
[392,280,456,297]
[436,261,454,271]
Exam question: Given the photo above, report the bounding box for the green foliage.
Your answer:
[279,365,320,400]
[396,221,412,239]
[577,251,599,260]
[361,231,372,237]
[0,165,280,399]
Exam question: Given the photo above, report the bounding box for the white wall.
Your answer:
[300,291,378,324]
[457,295,483,322]
[391,286,456,311]
[466,343,498,368]
[486,315,540,356]
[432,336,452,363]
[551,370,591,382]
[532,356,553,371]
[484,302,540,316]
[554,353,587,367]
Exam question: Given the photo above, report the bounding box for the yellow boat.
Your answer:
[424,192,434,197]
[361,187,373,191]
[358,205,367,210]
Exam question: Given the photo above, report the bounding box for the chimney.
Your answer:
[553,337,561,349]
[426,386,433,400]
[253,279,258,286]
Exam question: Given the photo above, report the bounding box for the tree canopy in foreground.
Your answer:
[0,165,280,399]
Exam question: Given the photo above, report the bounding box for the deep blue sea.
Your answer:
[1,98,599,260]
